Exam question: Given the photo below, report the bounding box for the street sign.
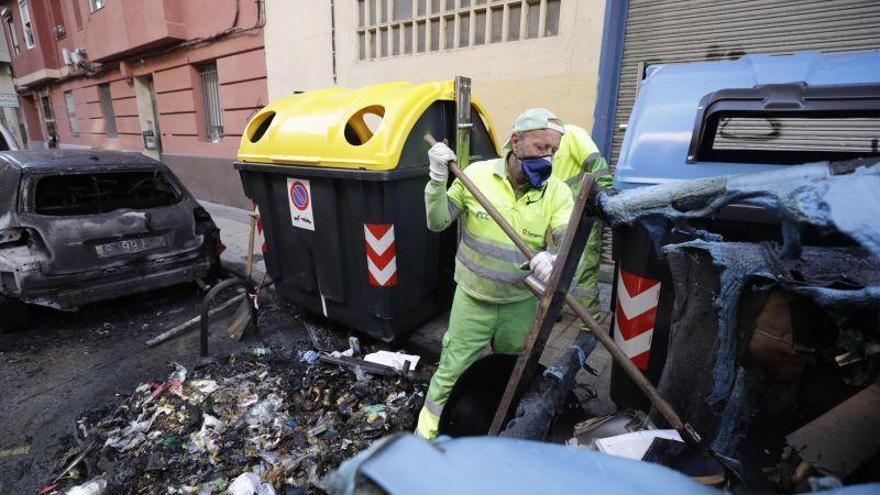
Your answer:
[287,177,315,231]
[0,93,19,108]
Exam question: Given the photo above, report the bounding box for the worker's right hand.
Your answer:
[529,251,556,284]
[428,142,456,182]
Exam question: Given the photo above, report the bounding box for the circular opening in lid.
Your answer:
[344,105,385,146]
[248,111,276,143]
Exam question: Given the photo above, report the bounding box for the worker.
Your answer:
[551,125,613,321]
[416,108,574,440]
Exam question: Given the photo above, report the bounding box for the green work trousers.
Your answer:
[416,286,537,439]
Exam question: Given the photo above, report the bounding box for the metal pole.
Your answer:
[245,212,257,279]
[455,76,472,170]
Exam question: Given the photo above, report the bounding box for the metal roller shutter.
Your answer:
[600,0,880,266]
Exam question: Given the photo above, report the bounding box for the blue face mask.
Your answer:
[519,155,553,188]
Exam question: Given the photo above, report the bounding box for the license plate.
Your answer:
[95,236,167,258]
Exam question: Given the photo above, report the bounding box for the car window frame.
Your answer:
[21,166,187,217]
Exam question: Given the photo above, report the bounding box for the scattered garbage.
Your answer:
[299,350,320,364]
[363,350,421,372]
[567,409,656,448]
[593,429,683,460]
[566,410,728,487]
[229,472,277,495]
[318,353,400,377]
[251,347,272,357]
[329,348,355,359]
[64,478,107,495]
[45,342,427,494]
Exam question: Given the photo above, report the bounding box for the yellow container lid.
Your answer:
[237,80,497,171]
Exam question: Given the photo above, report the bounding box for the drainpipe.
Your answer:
[500,332,598,440]
[330,0,338,85]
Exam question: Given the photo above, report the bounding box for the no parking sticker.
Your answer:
[287,177,315,231]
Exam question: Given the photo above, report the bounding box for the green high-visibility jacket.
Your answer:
[425,155,574,304]
[552,125,614,192]
[551,124,614,311]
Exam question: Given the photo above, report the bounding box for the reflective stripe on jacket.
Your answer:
[425,156,574,303]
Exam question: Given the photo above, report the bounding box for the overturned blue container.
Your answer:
[608,50,880,409]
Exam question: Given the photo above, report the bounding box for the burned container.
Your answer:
[236,81,499,342]
[608,50,880,409]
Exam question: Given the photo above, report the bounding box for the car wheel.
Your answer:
[0,295,33,331]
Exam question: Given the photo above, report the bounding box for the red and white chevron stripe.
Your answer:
[613,268,661,371]
[253,203,267,253]
[364,223,398,287]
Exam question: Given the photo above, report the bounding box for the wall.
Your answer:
[265,0,606,136]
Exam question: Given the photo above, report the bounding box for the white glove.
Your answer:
[529,251,556,284]
[428,142,456,182]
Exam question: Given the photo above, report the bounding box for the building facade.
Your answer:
[0,0,268,207]
[265,0,606,134]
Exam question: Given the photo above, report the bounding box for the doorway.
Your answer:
[133,75,162,160]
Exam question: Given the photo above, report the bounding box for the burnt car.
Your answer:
[0,150,223,328]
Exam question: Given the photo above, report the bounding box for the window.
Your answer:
[72,0,83,30]
[392,0,411,20]
[545,0,561,36]
[459,12,470,47]
[474,9,486,45]
[490,6,502,43]
[391,25,400,55]
[4,14,20,55]
[89,0,104,12]
[526,0,540,39]
[356,1,562,60]
[404,22,413,53]
[40,94,57,144]
[416,21,426,52]
[99,84,117,138]
[18,0,34,49]
[429,18,439,51]
[199,63,223,143]
[443,15,454,49]
[508,2,521,41]
[49,0,65,36]
[64,91,79,137]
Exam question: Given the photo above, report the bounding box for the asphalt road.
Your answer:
[0,281,304,494]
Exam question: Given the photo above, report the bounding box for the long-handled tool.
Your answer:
[423,133,720,466]
[228,210,261,340]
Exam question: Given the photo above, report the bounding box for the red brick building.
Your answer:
[0,0,267,207]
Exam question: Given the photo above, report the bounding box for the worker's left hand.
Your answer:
[529,251,556,284]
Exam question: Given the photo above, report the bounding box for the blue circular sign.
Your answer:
[290,182,310,211]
